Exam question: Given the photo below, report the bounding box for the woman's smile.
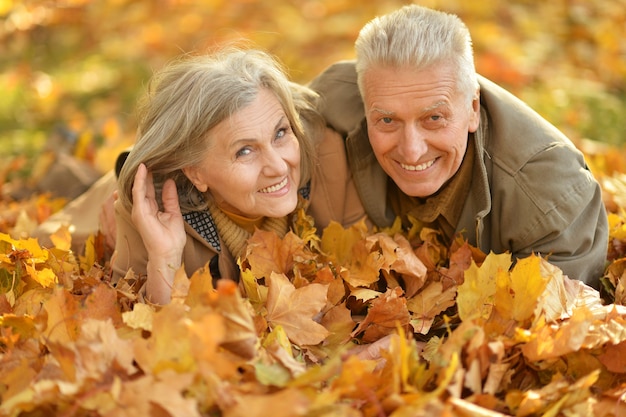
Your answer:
[259,177,289,194]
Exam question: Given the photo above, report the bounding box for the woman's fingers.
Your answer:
[161,178,181,216]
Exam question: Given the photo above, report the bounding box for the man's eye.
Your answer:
[381,117,393,124]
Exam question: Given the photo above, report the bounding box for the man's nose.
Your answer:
[399,124,428,161]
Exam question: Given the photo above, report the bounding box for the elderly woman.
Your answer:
[112,48,365,304]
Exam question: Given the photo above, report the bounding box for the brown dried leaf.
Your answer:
[352,287,410,343]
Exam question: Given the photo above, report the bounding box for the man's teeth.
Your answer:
[260,178,288,193]
[401,159,435,171]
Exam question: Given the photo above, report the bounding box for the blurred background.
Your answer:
[1,0,625,196]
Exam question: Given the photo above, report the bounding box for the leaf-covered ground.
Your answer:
[2,1,626,415]
[2,148,626,416]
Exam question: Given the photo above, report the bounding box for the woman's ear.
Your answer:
[182,166,208,192]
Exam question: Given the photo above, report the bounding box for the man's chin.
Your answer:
[396,181,441,198]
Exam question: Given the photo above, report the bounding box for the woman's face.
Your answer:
[184,88,301,219]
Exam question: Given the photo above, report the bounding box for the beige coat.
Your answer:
[309,61,608,288]
[111,127,366,281]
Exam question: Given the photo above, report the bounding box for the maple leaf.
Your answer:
[80,282,124,325]
[0,360,40,415]
[320,220,368,264]
[43,286,81,344]
[107,371,200,417]
[352,287,410,343]
[185,262,215,307]
[79,233,97,272]
[49,318,137,384]
[440,239,480,288]
[321,302,355,349]
[457,252,511,323]
[338,240,387,288]
[244,229,306,279]
[49,223,72,252]
[265,272,330,346]
[205,279,258,359]
[406,281,457,335]
[507,370,598,416]
[239,260,268,310]
[368,232,427,297]
[223,388,310,417]
[329,354,380,401]
[413,227,448,270]
[291,208,320,249]
[495,255,550,324]
[133,302,200,374]
[0,233,58,289]
[521,306,594,361]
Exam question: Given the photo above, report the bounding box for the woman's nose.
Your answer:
[263,148,289,175]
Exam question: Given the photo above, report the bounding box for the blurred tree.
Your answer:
[0,0,624,187]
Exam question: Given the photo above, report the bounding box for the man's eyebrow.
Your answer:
[423,100,448,112]
[369,107,394,116]
[369,101,448,117]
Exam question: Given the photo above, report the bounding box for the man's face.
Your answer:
[362,63,480,198]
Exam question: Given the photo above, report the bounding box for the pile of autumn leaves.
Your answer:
[2,180,626,416]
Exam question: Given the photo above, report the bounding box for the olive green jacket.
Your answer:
[309,61,608,287]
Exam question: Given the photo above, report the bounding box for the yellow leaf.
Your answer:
[263,324,293,356]
[496,255,550,323]
[133,303,197,374]
[320,220,368,264]
[49,224,72,252]
[521,306,593,361]
[122,302,155,332]
[457,252,511,322]
[0,233,49,264]
[224,388,310,417]
[25,265,57,288]
[43,286,80,344]
[79,234,96,272]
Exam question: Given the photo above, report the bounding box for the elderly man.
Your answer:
[309,4,608,287]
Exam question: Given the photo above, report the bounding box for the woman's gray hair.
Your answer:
[117,48,321,213]
[355,5,479,105]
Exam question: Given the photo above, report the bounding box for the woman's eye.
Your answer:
[275,126,290,140]
[235,147,252,158]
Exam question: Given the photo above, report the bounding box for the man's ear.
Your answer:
[468,88,481,133]
[182,166,208,192]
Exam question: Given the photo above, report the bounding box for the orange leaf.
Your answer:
[265,272,329,346]
[352,287,410,343]
[598,341,626,373]
[406,281,457,335]
[245,230,306,278]
[368,232,427,297]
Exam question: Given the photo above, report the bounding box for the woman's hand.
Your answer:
[131,163,187,303]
